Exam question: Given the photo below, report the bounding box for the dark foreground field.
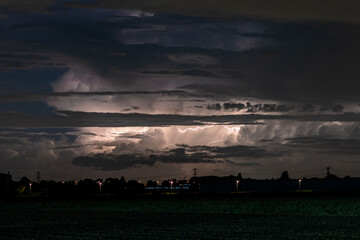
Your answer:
[1,193,360,239]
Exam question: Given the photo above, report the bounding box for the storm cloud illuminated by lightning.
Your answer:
[0,1,360,181]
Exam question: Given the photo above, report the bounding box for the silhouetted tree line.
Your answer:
[2,170,355,197]
[7,175,197,196]
[6,176,146,196]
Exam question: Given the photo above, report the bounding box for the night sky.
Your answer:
[1,1,360,181]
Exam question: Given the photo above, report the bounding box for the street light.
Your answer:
[98,181,102,194]
[170,181,173,192]
[298,179,302,191]
[236,180,239,192]
[29,182,32,195]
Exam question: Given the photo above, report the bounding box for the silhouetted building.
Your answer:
[0,172,12,195]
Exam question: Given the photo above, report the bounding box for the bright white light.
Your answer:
[106,127,149,138]
[177,124,241,133]
[177,124,215,133]
[223,125,241,133]
[207,138,224,145]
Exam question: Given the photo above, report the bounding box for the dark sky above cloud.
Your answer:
[1,0,360,181]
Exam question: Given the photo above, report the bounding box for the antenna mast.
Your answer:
[193,168,198,178]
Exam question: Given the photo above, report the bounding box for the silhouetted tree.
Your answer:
[171,178,177,185]
[103,178,127,193]
[120,176,127,186]
[77,178,98,193]
[279,171,290,180]
[237,173,243,180]
[19,177,31,185]
[325,173,339,180]
[161,180,171,187]
[127,180,144,191]
[146,180,157,187]
[61,180,76,195]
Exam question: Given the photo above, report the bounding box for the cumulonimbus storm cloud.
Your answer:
[1,1,360,180]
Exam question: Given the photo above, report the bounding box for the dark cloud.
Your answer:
[72,149,221,171]
[223,102,246,111]
[225,160,261,166]
[149,151,221,164]
[1,1,360,179]
[0,52,65,70]
[181,144,282,159]
[179,69,217,78]
[206,103,221,111]
[72,153,156,171]
[246,103,295,113]
[331,105,344,113]
[1,9,359,104]
[1,0,360,24]
[300,104,315,113]
[0,91,199,102]
[71,143,271,171]
[0,136,28,145]
[320,105,345,113]
[2,111,360,128]
[0,131,77,143]
[174,23,360,104]
[167,54,217,66]
[0,0,53,14]
[201,102,344,114]
[283,137,360,155]
[177,84,241,98]
[276,104,295,112]
[62,0,360,24]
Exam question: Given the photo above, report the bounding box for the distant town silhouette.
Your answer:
[2,169,360,198]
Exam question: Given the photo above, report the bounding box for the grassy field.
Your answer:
[1,194,360,239]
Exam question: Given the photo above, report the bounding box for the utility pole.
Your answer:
[326,167,331,177]
[193,168,198,178]
[36,171,41,182]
